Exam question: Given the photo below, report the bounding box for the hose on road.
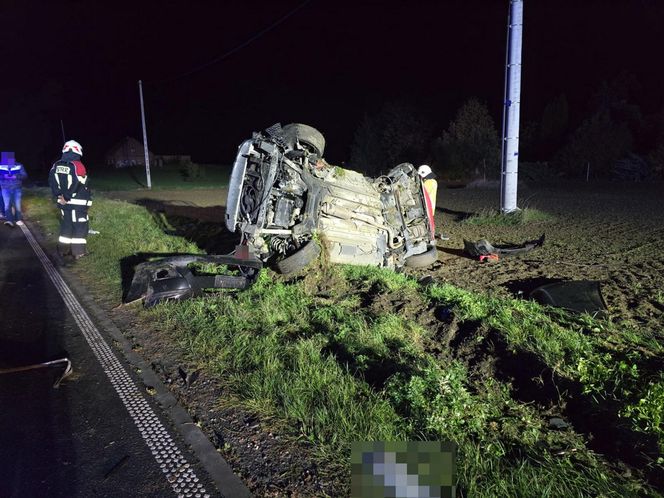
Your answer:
[0,357,73,388]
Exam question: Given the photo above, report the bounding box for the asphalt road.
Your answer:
[0,224,216,497]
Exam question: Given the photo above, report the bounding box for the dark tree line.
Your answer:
[0,82,66,174]
[349,74,664,182]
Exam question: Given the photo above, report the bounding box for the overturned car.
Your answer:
[126,123,437,307]
[225,123,438,273]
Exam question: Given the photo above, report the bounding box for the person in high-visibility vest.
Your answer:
[48,140,92,260]
[417,164,437,211]
[417,164,449,241]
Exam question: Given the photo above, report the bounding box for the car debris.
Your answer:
[530,280,607,317]
[178,366,201,388]
[124,253,261,308]
[548,417,570,430]
[463,234,545,260]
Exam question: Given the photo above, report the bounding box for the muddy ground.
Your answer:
[103,181,664,496]
[431,181,664,333]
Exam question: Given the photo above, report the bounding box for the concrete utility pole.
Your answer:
[500,0,524,213]
[138,80,152,189]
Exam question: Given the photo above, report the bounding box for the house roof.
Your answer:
[105,136,151,157]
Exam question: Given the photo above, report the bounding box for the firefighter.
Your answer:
[417,164,438,212]
[418,164,449,241]
[48,140,92,260]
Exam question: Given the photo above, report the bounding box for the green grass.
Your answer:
[157,266,655,496]
[157,274,405,446]
[22,193,663,497]
[655,290,664,306]
[463,207,555,226]
[425,283,595,377]
[24,190,201,299]
[91,163,231,191]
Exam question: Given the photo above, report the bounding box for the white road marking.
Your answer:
[20,223,211,498]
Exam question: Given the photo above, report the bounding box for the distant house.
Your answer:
[153,154,192,167]
[105,137,155,168]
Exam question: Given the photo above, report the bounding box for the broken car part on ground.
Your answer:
[530,280,608,317]
[461,235,607,316]
[463,234,545,259]
[125,253,261,307]
[0,357,73,388]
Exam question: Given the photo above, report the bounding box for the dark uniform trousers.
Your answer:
[59,205,89,257]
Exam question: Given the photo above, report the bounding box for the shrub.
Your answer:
[349,100,433,176]
[555,110,632,178]
[433,99,501,181]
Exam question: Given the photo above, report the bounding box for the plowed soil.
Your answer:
[431,181,664,331]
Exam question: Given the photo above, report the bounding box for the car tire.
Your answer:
[275,240,321,274]
[282,123,326,157]
[405,246,438,268]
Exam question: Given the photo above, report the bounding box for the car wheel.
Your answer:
[405,246,438,268]
[275,240,321,274]
[282,123,326,157]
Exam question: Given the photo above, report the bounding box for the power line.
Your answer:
[150,0,313,85]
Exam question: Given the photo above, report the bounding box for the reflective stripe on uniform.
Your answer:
[68,198,92,206]
[59,236,72,244]
[77,217,88,222]
[71,210,76,222]
[67,175,72,190]
[70,238,87,244]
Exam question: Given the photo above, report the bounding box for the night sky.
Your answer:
[2,0,663,168]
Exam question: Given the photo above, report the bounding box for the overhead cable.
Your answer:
[150,0,313,85]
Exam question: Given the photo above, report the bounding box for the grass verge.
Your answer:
[92,163,230,191]
[463,207,555,225]
[24,189,202,300]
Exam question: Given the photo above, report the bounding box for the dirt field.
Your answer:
[107,181,664,331]
[432,181,664,332]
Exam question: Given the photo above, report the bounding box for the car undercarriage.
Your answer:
[225,123,437,273]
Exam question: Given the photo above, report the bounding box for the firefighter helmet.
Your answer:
[62,140,83,156]
[417,164,433,178]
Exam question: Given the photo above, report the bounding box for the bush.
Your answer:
[555,110,632,178]
[518,161,559,182]
[349,100,433,176]
[433,99,501,181]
